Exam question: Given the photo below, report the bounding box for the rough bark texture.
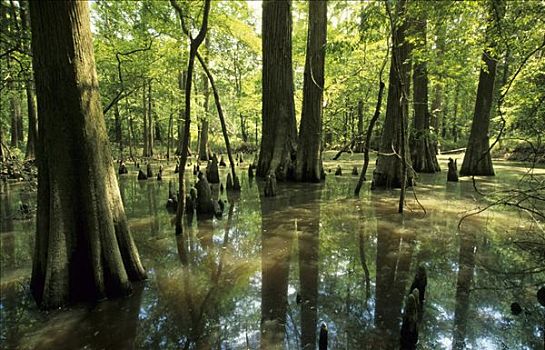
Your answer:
[372,0,412,189]
[29,0,146,309]
[411,17,440,173]
[295,0,327,183]
[460,0,503,176]
[258,0,297,180]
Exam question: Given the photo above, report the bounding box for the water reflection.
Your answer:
[1,160,544,349]
[452,231,477,350]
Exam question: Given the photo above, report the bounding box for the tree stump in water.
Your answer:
[264,172,277,197]
[226,172,241,192]
[335,165,342,176]
[137,169,147,180]
[146,163,153,178]
[447,158,459,182]
[538,286,545,307]
[400,291,419,350]
[409,265,427,313]
[185,187,197,224]
[195,172,216,219]
[206,157,220,184]
[319,323,328,350]
[118,162,128,175]
[219,155,226,167]
[352,166,358,176]
[156,165,163,181]
[166,181,178,212]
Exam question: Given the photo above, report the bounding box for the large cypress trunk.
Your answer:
[372,0,412,189]
[258,0,298,180]
[460,0,504,176]
[295,0,327,183]
[29,1,146,309]
[411,16,440,173]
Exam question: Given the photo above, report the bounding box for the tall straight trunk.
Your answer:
[354,99,364,152]
[258,0,298,180]
[114,102,123,157]
[126,98,135,161]
[295,0,327,182]
[411,16,440,173]
[460,0,504,176]
[147,80,154,157]
[372,0,412,189]
[142,85,149,157]
[29,0,146,310]
[452,85,459,143]
[431,21,445,149]
[9,77,22,148]
[20,0,37,160]
[25,81,38,159]
[167,111,173,160]
[199,45,210,162]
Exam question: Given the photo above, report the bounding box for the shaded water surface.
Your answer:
[1,155,544,349]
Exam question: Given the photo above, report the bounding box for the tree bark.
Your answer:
[258,0,298,181]
[295,0,327,183]
[29,0,146,309]
[460,0,504,176]
[411,16,440,173]
[372,0,412,189]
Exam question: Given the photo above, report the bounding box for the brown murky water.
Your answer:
[1,153,544,349]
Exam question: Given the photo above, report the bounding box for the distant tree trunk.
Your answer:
[452,85,459,143]
[166,111,173,160]
[199,43,210,162]
[431,21,446,154]
[372,0,412,189]
[240,114,248,143]
[354,80,385,195]
[460,0,504,176]
[25,81,38,159]
[142,85,149,157]
[147,80,154,157]
[295,0,327,182]
[114,102,123,157]
[9,79,22,148]
[354,100,364,152]
[29,0,146,309]
[258,0,298,180]
[126,98,135,161]
[411,16,440,173]
[20,0,38,160]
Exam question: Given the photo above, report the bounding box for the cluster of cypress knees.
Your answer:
[117,153,251,222]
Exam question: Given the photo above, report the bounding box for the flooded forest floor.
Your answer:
[1,151,544,349]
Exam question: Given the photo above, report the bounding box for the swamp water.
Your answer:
[1,154,544,349]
